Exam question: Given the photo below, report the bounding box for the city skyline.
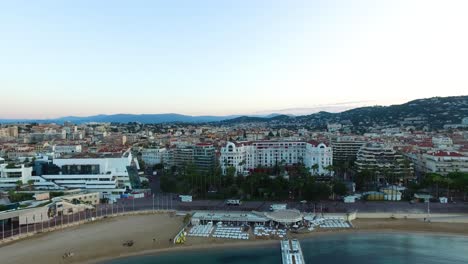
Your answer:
[1,0,468,119]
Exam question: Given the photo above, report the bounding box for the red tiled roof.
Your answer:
[429,151,465,157]
[196,143,213,146]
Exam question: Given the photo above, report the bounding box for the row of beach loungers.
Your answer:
[188,224,214,237]
[254,226,287,238]
[319,219,351,228]
[308,216,351,229]
[212,227,249,240]
[188,224,249,240]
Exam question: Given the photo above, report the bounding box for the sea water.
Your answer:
[104,233,468,264]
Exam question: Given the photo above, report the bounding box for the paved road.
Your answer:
[112,194,468,214]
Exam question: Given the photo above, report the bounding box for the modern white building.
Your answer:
[0,163,34,189]
[220,141,333,176]
[0,152,132,197]
[30,152,134,196]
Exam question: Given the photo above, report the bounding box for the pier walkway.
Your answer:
[281,239,305,264]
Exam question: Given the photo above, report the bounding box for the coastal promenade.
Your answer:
[1,194,468,243]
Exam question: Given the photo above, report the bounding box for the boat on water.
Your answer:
[281,239,305,264]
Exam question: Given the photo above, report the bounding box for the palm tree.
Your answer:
[311,164,319,176]
[27,180,35,191]
[325,165,335,177]
[427,174,443,198]
[445,178,454,199]
[15,180,23,191]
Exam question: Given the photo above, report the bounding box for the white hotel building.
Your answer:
[220,141,333,176]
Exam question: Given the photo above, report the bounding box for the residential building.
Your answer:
[331,136,366,163]
[53,144,82,155]
[355,143,414,183]
[172,145,194,168]
[432,136,453,149]
[422,151,468,175]
[193,143,216,172]
[0,126,18,138]
[327,123,342,133]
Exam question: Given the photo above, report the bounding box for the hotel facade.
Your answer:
[220,141,333,176]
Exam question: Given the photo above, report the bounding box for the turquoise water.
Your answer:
[104,233,468,264]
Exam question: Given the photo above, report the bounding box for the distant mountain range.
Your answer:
[221,95,468,131]
[0,113,285,124]
[1,96,467,129]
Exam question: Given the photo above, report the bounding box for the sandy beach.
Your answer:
[0,213,185,264]
[1,214,468,264]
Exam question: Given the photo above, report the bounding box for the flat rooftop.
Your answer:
[57,152,124,159]
[192,211,269,223]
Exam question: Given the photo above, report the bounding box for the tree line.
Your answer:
[159,163,347,201]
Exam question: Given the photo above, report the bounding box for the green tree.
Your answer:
[160,176,177,193]
[355,170,373,191]
[304,182,331,201]
[325,164,335,177]
[223,166,236,194]
[141,181,150,189]
[311,164,319,175]
[27,179,35,191]
[448,172,468,200]
[289,164,311,199]
[15,180,22,191]
[270,176,289,200]
[332,181,347,196]
[424,173,444,198]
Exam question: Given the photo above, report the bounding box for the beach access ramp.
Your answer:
[281,239,305,264]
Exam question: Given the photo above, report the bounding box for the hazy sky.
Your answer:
[1,0,467,119]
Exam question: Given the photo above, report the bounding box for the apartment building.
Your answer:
[53,144,82,155]
[193,143,216,172]
[422,151,468,175]
[331,136,366,163]
[355,143,414,182]
[0,126,18,138]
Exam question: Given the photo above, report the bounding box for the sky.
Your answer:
[0,0,467,119]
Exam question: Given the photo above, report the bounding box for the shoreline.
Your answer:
[91,228,468,264]
[2,214,468,264]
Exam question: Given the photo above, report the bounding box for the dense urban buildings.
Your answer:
[0,110,467,200]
